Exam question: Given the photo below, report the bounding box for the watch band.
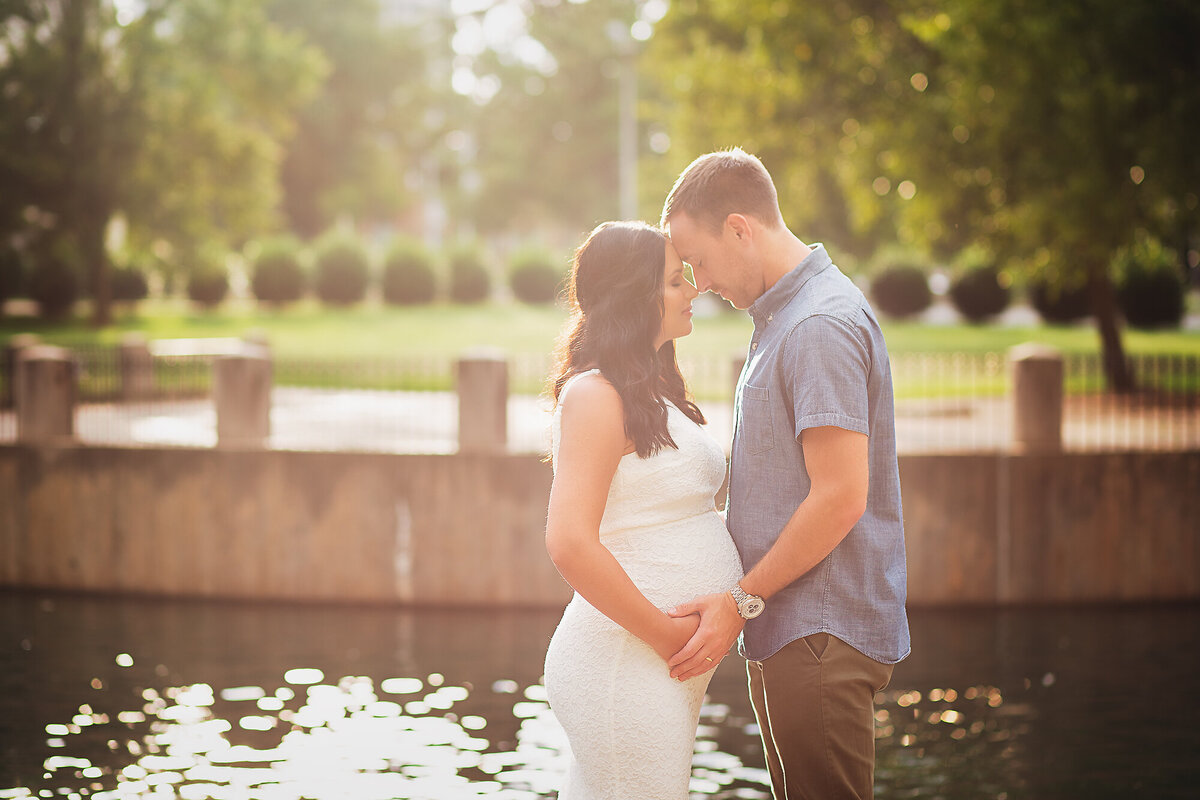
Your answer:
[730,584,765,619]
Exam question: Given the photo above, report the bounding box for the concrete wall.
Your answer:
[1,445,1197,606]
[898,452,1200,605]
[0,446,566,607]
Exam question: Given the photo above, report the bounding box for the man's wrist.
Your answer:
[729,583,766,620]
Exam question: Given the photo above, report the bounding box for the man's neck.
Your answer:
[761,230,813,293]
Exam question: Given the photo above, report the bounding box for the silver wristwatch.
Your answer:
[730,584,765,620]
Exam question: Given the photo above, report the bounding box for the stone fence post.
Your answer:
[1010,343,1064,453]
[15,345,76,444]
[457,351,508,454]
[214,345,272,449]
[119,332,155,401]
[2,333,40,409]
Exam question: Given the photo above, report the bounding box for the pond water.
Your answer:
[1,591,1196,799]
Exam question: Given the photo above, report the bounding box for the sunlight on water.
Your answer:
[9,663,1040,800]
[27,669,573,800]
[6,599,1197,799]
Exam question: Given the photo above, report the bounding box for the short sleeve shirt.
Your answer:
[728,244,910,664]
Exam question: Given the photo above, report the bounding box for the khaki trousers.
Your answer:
[746,633,894,800]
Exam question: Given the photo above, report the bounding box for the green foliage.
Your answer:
[0,246,26,304]
[1113,237,1185,329]
[251,237,307,306]
[124,2,327,258]
[870,260,932,320]
[449,246,490,304]
[111,266,150,304]
[265,0,426,236]
[643,0,914,260]
[647,0,1200,389]
[0,0,325,325]
[1029,279,1091,325]
[29,240,81,319]
[186,258,230,309]
[948,250,1011,323]
[382,239,437,306]
[508,248,564,305]
[463,0,638,234]
[313,234,369,306]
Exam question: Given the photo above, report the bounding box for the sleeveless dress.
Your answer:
[543,370,745,799]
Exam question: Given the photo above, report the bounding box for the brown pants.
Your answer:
[747,633,894,800]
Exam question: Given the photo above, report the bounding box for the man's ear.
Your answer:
[725,213,752,241]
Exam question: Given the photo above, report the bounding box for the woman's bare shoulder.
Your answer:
[559,372,626,450]
[561,371,622,420]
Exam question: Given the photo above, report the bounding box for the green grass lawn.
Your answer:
[3,297,1197,398]
[3,297,1198,359]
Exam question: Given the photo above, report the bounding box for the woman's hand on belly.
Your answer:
[650,612,701,663]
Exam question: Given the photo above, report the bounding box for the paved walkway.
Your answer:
[3,388,1196,453]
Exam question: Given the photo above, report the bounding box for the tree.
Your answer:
[874,0,1200,390]
[645,0,1200,390]
[471,0,637,235]
[0,0,139,323]
[265,0,433,237]
[0,0,323,323]
[642,0,914,263]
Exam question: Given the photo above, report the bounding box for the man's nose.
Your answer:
[691,267,712,293]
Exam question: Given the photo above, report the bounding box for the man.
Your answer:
[662,148,909,799]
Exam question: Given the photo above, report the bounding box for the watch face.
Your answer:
[740,597,765,619]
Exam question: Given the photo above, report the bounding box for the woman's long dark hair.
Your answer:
[550,220,705,458]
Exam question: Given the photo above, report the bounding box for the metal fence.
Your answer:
[1,345,1197,454]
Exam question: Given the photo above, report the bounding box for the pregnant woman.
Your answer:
[543,221,744,798]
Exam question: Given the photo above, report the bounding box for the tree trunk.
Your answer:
[1086,261,1134,393]
[84,218,111,327]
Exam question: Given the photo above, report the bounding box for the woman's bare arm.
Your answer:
[545,375,698,660]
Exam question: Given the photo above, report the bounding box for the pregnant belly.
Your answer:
[603,511,744,609]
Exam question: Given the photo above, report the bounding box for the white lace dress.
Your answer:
[543,370,744,799]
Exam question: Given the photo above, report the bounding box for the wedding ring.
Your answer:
[704,657,713,662]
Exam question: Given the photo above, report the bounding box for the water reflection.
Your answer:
[2,593,1197,799]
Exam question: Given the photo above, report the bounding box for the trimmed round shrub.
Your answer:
[111,265,150,303]
[0,246,26,305]
[870,262,932,319]
[382,239,437,305]
[29,240,80,318]
[949,266,1011,322]
[449,247,490,304]
[509,249,563,304]
[1113,237,1185,329]
[251,237,306,306]
[187,262,229,309]
[1029,277,1090,324]
[314,235,370,306]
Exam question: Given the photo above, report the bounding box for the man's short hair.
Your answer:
[661,147,784,233]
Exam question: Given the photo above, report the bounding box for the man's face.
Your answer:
[664,211,760,310]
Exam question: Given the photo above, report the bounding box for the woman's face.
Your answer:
[656,239,699,349]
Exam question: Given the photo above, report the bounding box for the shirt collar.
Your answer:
[748,243,831,325]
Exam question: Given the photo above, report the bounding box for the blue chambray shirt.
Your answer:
[728,244,910,664]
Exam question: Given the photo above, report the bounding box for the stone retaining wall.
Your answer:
[1,445,1196,606]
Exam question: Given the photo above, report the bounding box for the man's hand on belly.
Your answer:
[666,592,745,680]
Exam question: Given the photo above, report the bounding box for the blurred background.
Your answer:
[2,2,1199,798]
[2,0,1198,451]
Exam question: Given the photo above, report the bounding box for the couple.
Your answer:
[543,148,910,799]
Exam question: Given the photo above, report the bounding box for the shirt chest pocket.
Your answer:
[737,383,775,455]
